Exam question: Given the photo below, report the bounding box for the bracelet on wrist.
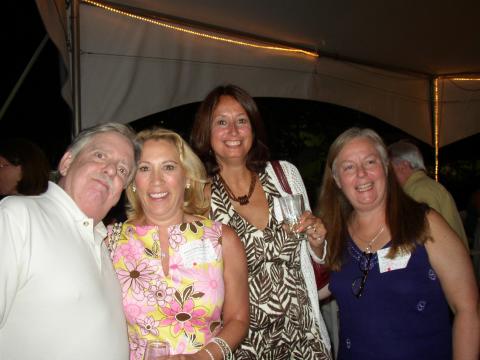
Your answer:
[210,337,233,360]
[204,347,214,360]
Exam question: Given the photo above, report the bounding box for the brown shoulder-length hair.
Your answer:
[318,127,430,271]
[0,138,50,195]
[125,128,210,223]
[190,84,270,176]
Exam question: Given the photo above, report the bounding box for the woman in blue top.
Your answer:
[317,127,479,360]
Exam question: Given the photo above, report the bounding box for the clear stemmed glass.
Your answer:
[278,194,305,239]
[144,340,170,360]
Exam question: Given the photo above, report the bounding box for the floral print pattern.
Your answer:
[160,297,208,336]
[146,280,175,307]
[116,259,158,298]
[109,219,225,358]
[113,236,145,263]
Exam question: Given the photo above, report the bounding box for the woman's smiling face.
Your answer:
[210,95,253,166]
[334,137,388,214]
[134,139,187,225]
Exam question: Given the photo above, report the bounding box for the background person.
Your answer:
[0,138,50,198]
[108,128,249,359]
[318,127,479,360]
[0,123,139,360]
[388,140,468,248]
[191,84,331,359]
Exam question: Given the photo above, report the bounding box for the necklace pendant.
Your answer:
[219,171,256,206]
[238,195,249,205]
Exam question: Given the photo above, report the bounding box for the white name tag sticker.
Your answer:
[377,247,411,273]
[179,240,217,268]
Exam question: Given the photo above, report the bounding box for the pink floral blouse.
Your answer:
[108,219,225,359]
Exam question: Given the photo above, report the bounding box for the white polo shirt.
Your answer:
[0,182,129,360]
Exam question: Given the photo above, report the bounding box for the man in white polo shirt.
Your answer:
[0,123,139,360]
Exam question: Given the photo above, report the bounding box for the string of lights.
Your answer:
[82,0,319,58]
[432,75,479,181]
[448,77,480,81]
[81,0,478,181]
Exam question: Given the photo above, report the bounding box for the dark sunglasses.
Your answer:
[351,252,373,298]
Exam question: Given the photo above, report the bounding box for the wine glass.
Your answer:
[278,194,305,239]
[144,340,170,360]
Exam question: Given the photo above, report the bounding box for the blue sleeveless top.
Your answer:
[330,236,452,360]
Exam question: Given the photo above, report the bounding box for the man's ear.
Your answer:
[396,160,409,174]
[58,151,74,176]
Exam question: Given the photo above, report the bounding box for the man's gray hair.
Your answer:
[66,122,141,182]
[388,140,426,171]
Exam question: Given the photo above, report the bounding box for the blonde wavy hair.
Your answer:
[125,128,209,222]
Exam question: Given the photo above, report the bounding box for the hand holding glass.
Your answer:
[144,340,170,360]
[279,194,305,239]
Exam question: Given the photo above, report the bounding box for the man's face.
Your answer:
[390,160,411,186]
[58,132,134,224]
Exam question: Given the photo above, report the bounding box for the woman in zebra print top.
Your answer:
[191,84,332,359]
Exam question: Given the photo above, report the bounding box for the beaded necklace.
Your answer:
[218,172,256,205]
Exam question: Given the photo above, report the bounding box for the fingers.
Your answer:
[297,212,327,245]
[307,223,326,241]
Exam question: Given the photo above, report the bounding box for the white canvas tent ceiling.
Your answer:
[36,0,480,147]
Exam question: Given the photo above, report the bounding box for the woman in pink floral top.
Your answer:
[108,128,249,360]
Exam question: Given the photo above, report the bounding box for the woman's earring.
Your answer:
[132,184,136,192]
[185,182,191,189]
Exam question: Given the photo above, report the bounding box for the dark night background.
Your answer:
[2,1,479,211]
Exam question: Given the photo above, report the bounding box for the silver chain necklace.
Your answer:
[363,225,385,253]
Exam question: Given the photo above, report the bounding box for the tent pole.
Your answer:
[0,35,49,121]
[430,77,440,181]
[70,0,81,137]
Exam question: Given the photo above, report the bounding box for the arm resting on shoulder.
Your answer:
[425,210,480,360]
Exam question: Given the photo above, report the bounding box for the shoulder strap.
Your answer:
[271,160,292,195]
